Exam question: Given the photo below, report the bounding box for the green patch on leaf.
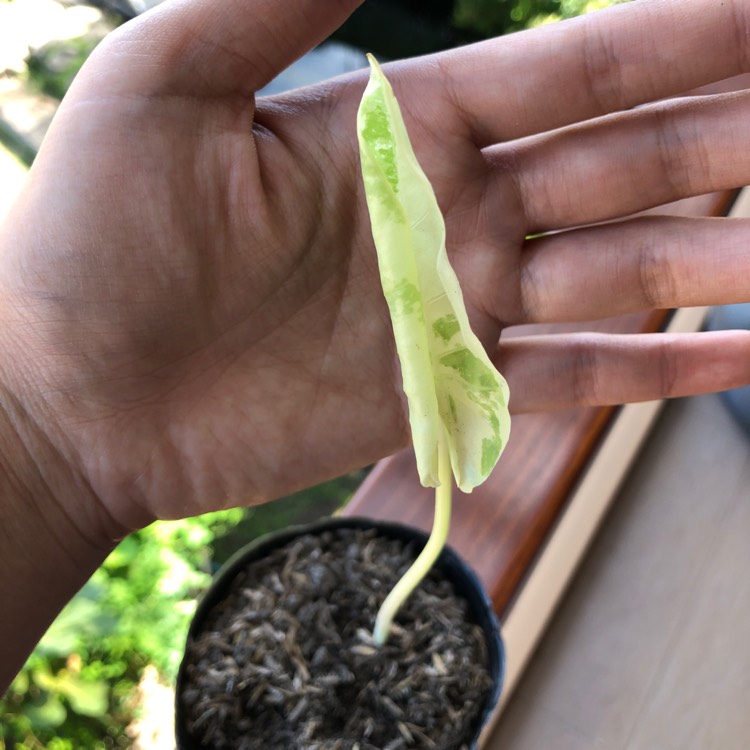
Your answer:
[432,314,460,342]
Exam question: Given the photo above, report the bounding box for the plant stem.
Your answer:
[373,438,453,646]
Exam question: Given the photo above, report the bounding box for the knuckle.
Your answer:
[636,240,676,310]
[571,338,604,407]
[654,343,681,399]
[652,105,708,200]
[582,23,627,115]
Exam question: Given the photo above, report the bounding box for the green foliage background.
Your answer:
[454,0,627,35]
[1,0,623,746]
[0,477,361,749]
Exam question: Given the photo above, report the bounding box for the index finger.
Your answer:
[435,0,750,147]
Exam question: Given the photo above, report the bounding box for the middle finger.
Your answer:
[488,90,750,233]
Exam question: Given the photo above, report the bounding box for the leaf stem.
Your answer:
[373,438,453,646]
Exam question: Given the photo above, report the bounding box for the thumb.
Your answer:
[98,0,365,98]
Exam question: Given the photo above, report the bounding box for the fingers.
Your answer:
[494,90,750,233]
[437,0,750,146]
[496,330,750,413]
[512,216,750,325]
[97,0,364,98]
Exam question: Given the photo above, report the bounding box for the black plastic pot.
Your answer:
[175,515,505,750]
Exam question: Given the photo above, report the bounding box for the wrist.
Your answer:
[0,382,121,693]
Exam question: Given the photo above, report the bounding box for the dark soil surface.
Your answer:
[180,527,493,750]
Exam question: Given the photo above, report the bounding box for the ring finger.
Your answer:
[510,215,750,325]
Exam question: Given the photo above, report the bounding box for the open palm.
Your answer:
[1,0,750,533]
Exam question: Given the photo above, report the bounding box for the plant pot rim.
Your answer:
[175,515,505,750]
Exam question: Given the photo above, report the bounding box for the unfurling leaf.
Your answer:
[357,55,510,494]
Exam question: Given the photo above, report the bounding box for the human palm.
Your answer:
[1,0,750,533]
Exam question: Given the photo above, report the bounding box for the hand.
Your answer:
[1,0,750,539]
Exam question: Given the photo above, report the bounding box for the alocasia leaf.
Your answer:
[357,55,511,644]
[357,54,510,493]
